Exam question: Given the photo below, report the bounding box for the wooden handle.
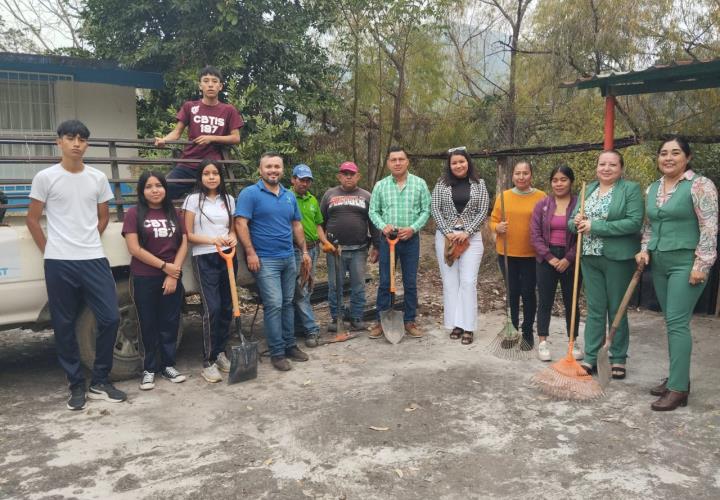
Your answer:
[607,262,645,342]
[568,182,586,350]
[387,236,398,294]
[218,246,240,318]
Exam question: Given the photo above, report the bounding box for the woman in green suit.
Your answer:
[569,150,643,379]
[636,137,718,411]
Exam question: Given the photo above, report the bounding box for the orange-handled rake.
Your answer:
[217,245,258,384]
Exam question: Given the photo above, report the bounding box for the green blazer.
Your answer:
[568,178,643,261]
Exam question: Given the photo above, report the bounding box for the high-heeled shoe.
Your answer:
[650,390,688,411]
[649,378,690,397]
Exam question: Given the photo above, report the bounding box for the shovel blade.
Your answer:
[596,342,611,389]
[228,342,259,384]
[380,309,404,344]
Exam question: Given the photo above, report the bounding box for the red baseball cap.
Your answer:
[339,161,358,173]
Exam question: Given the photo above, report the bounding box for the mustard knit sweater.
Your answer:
[489,188,546,257]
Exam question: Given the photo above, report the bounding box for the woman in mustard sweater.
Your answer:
[489,161,546,348]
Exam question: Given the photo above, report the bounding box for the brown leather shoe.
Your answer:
[286,346,309,362]
[369,323,383,339]
[650,378,690,397]
[271,356,292,371]
[404,322,424,338]
[651,390,688,411]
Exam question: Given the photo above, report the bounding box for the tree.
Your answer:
[82,0,339,141]
[0,0,84,52]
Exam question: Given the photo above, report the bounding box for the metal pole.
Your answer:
[108,140,124,221]
[603,95,616,150]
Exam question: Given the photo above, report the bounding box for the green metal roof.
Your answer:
[561,59,720,96]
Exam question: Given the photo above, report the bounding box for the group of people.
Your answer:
[27,66,718,415]
[494,144,718,412]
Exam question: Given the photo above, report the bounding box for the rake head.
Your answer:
[531,354,605,401]
[486,321,534,360]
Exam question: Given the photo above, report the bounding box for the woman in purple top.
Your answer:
[123,171,188,390]
[530,165,581,362]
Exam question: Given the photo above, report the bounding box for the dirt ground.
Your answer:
[2,234,720,499]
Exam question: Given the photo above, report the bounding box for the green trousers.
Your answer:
[651,250,706,392]
[581,255,636,365]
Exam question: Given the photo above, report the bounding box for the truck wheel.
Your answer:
[75,279,184,381]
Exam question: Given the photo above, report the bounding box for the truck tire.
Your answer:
[75,279,184,381]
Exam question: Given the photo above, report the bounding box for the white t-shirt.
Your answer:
[182,192,236,256]
[29,163,114,260]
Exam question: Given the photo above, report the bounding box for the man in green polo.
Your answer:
[291,164,331,347]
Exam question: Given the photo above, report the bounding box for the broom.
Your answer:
[531,182,604,401]
[487,190,533,360]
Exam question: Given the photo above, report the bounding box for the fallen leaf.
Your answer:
[369,426,390,431]
[264,458,273,466]
[404,403,419,412]
[471,380,481,384]
[395,468,403,478]
[303,379,312,386]
[247,406,254,411]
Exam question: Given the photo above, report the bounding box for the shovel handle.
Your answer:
[387,234,398,294]
[606,261,645,344]
[217,245,241,318]
[567,182,586,354]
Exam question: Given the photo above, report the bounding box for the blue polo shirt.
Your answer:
[234,180,301,258]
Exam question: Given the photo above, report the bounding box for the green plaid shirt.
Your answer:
[369,173,431,233]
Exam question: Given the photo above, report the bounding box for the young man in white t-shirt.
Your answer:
[26,120,127,411]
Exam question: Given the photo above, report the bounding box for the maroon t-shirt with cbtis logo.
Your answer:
[176,100,244,167]
[122,207,186,277]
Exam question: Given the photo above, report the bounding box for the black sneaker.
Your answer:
[88,383,127,403]
[305,333,320,348]
[327,319,338,333]
[67,385,86,411]
[286,346,309,362]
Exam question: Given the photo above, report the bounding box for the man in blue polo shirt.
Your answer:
[235,152,312,371]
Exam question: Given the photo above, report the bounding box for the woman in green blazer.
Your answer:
[569,150,643,378]
[636,137,718,411]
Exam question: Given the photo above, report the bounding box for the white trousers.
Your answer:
[434,230,484,332]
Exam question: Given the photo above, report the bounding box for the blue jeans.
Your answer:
[294,246,319,334]
[327,247,368,320]
[376,234,419,323]
[166,164,197,203]
[253,256,297,357]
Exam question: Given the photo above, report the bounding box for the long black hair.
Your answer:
[193,159,233,229]
[443,149,479,186]
[136,171,180,248]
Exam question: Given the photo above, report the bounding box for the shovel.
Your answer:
[596,261,645,388]
[217,245,259,384]
[325,234,357,343]
[380,229,404,344]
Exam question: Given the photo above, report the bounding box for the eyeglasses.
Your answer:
[448,146,467,154]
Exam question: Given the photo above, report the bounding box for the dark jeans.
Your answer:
[166,164,197,203]
[377,234,419,323]
[192,252,236,366]
[131,274,184,372]
[44,258,119,388]
[327,246,368,321]
[497,255,536,342]
[536,246,580,339]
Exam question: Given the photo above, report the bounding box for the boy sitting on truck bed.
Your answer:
[154,65,244,202]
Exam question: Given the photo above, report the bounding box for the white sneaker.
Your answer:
[215,352,231,373]
[573,343,584,360]
[538,341,551,362]
[139,371,155,390]
[201,363,222,383]
[161,366,186,383]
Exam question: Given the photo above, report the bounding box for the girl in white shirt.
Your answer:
[183,160,237,383]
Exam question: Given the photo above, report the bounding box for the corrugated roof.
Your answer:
[0,52,164,90]
[561,59,720,96]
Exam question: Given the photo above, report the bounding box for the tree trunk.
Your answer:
[351,32,359,164]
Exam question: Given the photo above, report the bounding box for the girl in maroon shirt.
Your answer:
[123,171,188,390]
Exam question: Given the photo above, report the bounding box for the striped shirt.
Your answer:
[369,173,431,233]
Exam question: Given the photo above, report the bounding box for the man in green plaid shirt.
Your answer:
[369,146,431,339]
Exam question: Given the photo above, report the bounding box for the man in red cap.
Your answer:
[320,161,380,331]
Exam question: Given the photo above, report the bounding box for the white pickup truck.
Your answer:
[0,214,254,380]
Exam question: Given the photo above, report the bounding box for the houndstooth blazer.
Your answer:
[431,177,490,236]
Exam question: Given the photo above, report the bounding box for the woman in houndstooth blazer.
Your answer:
[431,147,490,344]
